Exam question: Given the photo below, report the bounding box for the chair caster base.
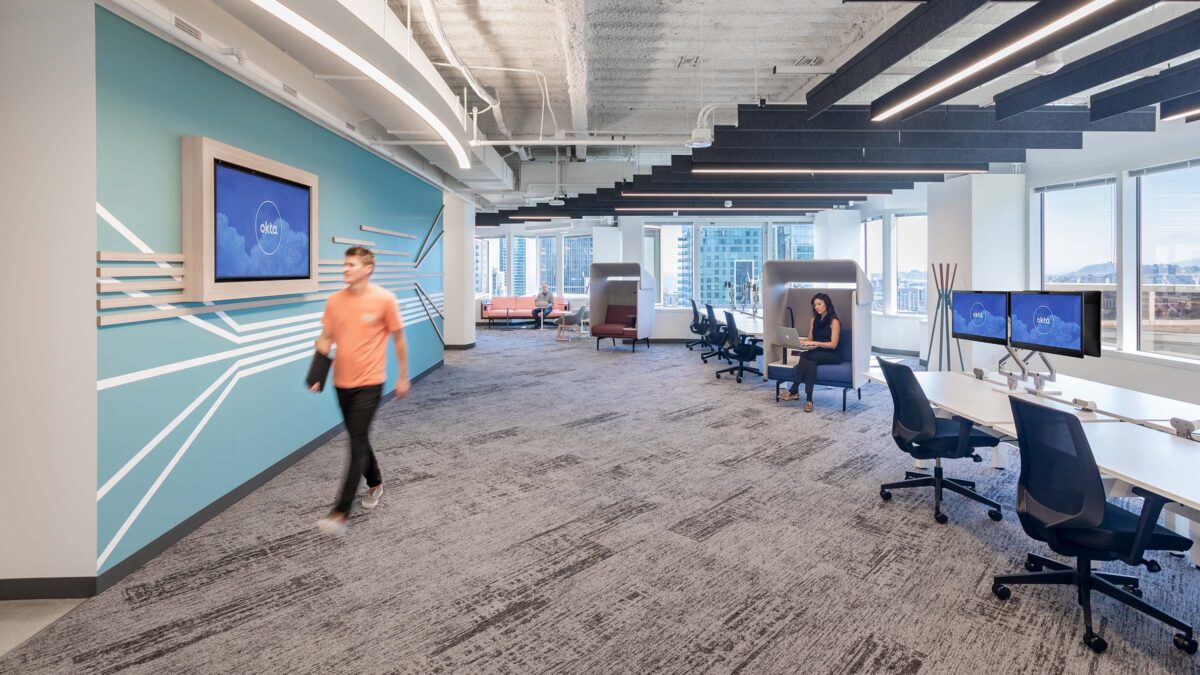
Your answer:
[880,489,892,501]
[1083,631,1108,654]
[1025,560,1042,572]
[991,584,1011,600]
[1174,633,1198,654]
[988,509,1003,522]
[935,512,949,525]
[1144,559,1162,573]
[1123,584,1143,598]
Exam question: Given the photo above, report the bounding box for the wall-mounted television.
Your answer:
[1008,291,1101,359]
[183,136,319,301]
[951,291,1009,346]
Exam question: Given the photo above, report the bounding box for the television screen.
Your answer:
[1009,291,1086,358]
[214,159,311,281]
[951,291,1008,346]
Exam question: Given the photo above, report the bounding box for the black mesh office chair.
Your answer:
[700,304,729,364]
[876,358,1003,524]
[686,299,710,351]
[992,397,1197,655]
[715,311,762,383]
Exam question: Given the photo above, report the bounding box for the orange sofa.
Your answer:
[481,295,569,327]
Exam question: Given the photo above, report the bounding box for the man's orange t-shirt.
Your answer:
[322,284,403,389]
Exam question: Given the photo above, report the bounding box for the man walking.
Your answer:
[311,246,410,535]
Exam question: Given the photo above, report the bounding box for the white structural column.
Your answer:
[442,193,477,348]
[0,0,99,591]
[927,174,1027,370]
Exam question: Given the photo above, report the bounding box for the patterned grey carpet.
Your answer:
[3,329,1198,674]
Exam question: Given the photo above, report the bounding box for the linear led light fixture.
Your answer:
[247,0,472,169]
[872,0,1118,121]
[506,215,572,220]
[615,207,828,213]
[620,191,886,198]
[690,167,987,175]
[1160,90,1200,122]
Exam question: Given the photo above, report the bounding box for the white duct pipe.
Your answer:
[104,0,479,206]
[470,138,688,146]
[416,0,530,160]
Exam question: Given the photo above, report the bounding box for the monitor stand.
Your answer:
[994,346,1061,395]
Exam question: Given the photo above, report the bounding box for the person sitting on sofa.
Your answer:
[780,292,841,412]
[531,282,555,329]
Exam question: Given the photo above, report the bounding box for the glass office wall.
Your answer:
[644,223,692,307]
[1138,164,1200,360]
[1041,181,1117,347]
[563,235,593,294]
[864,218,884,312]
[538,236,558,293]
[894,214,927,314]
[698,225,763,307]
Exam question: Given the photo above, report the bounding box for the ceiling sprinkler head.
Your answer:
[724,200,733,207]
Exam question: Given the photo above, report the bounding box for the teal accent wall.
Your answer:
[95,8,444,574]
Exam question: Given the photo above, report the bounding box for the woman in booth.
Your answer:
[780,293,841,412]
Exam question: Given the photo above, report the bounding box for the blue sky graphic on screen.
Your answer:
[1010,293,1083,352]
[214,160,310,280]
[952,292,1007,342]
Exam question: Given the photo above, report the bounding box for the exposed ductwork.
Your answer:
[415,0,530,160]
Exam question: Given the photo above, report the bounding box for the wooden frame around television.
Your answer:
[182,136,319,302]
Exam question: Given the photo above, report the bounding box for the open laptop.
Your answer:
[778,327,813,360]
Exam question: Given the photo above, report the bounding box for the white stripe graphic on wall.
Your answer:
[96,348,312,570]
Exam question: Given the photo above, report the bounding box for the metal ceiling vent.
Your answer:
[173,16,201,41]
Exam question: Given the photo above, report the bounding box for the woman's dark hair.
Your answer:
[811,292,839,324]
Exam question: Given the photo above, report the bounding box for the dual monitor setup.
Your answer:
[951,290,1101,392]
[950,290,1102,360]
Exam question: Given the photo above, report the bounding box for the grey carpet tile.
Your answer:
[3,330,1199,674]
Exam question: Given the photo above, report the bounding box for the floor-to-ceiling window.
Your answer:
[538,236,557,293]
[1137,163,1200,360]
[1040,179,1117,347]
[512,236,537,295]
[563,235,593,294]
[770,222,815,260]
[644,223,692,307]
[894,214,927,314]
[863,217,884,312]
[698,225,763,307]
[475,236,506,296]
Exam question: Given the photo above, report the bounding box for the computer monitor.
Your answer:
[951,291,1009,346]
[1008,291,1101,358]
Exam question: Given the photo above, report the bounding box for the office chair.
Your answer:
[686,298,710,351]
[715,311,762,383]
[991,397,1196,655]
[700,304,730,364]
[876,358,1003,524]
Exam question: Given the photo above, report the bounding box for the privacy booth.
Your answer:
[762,260,873,410]
[589,262,656,351]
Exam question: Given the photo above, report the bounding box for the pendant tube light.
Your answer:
[871,0,1157,122]
[1160,90,1200,122]
[246,0,472,169]
[690,166,988,176]
[620,191,884,198]
[614,207,827,213]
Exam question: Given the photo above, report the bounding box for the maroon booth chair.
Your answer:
[592,304,647,351]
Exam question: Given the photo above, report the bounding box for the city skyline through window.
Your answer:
[1139,165,1200,359]
[1042,182,1117,347]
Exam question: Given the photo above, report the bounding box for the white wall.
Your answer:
[0,1,98,582]
[443,194,476,347]
[927,173,1027,370]
[814,209,862,260]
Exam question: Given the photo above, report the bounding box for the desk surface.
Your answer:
[709,307,765,337]
[1035,373,1200,424]
[1082,422,1200,512]
[866,368,1115,430]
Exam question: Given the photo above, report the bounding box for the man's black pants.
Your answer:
[334,384,383,514]
[531,307,554,328]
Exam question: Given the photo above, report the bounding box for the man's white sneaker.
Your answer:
[317,514,348,535]
[362,484,383,510]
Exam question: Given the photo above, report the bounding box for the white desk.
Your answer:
[1031,373,1200,427]
[708,307,765,337]
[1081,422,1200,513]
[866,368,1117,468]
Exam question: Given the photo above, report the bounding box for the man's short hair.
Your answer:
[344,246,375,268]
